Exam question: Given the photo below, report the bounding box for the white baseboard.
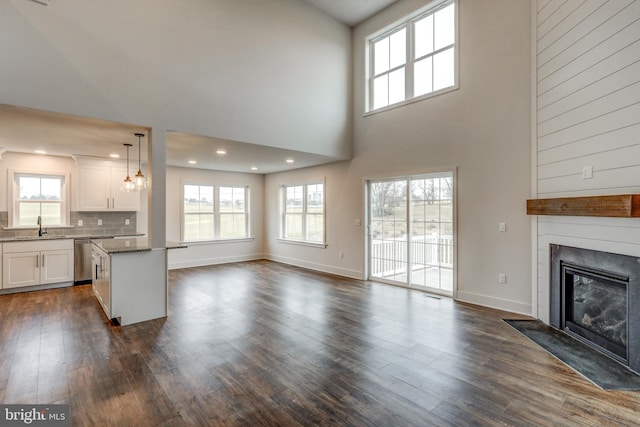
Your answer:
[265,254,364,280]
[0,281,73,295]
[168,253,265,270]
[456,290,532,316]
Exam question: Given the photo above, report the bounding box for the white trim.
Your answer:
[365,0,458,114]
[364,85,459,117]
[266,254,364,280]
[182,237,254,246]
[364,168,457,295]
[168,252,264,270]
[530,0,538,319]
[280,178,326,244]
[456,290,532,316]
[0,281,73,295]
[8,169,71,227]
[277,239,327,248]
[180,181,250,242]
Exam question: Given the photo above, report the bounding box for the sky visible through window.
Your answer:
[19,176,61,200]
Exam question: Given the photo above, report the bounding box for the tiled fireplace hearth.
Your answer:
[550,245,640,374]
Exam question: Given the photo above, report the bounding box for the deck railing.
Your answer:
[370,235,453,277]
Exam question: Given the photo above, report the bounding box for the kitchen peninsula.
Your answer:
[91,237,186,326]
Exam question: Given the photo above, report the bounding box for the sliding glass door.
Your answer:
[368,172,454,295]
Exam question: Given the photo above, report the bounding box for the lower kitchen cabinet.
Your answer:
[2,239,74,289]
[91,244,111,318]
[90,241,167,326]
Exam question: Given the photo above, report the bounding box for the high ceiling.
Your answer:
[1,0,398,173]
[302,0,398,26]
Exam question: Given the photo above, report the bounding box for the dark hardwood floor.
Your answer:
[1,260,639,426]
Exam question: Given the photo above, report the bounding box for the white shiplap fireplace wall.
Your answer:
[534,0,640,322]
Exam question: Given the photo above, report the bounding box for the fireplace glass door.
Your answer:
[562,264,628,362]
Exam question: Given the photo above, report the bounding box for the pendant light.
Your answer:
[133,133,147,190]
[122,143,135,192]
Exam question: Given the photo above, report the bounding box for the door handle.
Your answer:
[36,254,39,268]
[42,254,45,268]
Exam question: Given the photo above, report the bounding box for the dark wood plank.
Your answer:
[527,194,640,217]
[1,260,639,426]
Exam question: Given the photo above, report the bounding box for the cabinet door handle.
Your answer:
[36,254,39,268]
[42,254,45,268]
[107,197,110,209]
[112,198,115,209]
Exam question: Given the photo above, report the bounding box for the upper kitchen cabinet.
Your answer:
[75,158,141,212]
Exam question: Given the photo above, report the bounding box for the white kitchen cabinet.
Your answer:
[90,239,167,326]
[76,162,140,212]
[91,245,111,318]
[2,239,74,289]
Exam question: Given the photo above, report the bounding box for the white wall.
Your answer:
[0,0,351,159]
[166,166,265,269]
[534,0,640,322]
[265,161,364,279]
[266,0,533,314]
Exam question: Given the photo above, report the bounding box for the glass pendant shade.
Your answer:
[122,143,136,192]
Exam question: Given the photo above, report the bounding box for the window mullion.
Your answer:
[213,186,220,239]
[406,23,414,99]
[302,185,308,241]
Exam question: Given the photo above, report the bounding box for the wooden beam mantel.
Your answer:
[527,195,640,217]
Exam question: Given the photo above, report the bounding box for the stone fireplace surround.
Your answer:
[550,244,640,374]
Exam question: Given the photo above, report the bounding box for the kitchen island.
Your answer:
[91,237,186,326]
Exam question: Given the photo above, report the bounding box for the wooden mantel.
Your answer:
[527,195,640,217]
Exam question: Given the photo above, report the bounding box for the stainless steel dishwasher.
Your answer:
[74,239,92,284]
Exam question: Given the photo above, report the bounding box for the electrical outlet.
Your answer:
[97,219,102,226]
[499,222,506,232]
[582,165,593,179]
[77,220,83,227]
[499,273,507,284]
[125,219,130,225]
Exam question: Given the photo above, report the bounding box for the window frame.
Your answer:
[279,179,326,247]
[365,0,458,114]
[181,182,250,243]
[8,169,71,228]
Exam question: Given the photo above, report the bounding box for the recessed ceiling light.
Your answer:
[216,149,227,155]
[35,150,47,154]
[188,160,197,164]
[250,166,258,171]
[109,154,120,158]
[286,158,294,163]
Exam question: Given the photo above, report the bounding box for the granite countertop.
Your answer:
[91,237,187,254]
[0,233,144,243]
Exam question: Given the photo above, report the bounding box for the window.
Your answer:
[10,172,69,227]
[183,184,249,241]
[367,0,457,112]
[281,182,325,244]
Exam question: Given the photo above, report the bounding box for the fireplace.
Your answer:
[551,245,640,373]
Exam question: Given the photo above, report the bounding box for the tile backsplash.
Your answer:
[0,211,137,239]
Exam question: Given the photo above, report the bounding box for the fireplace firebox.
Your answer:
[551,245,640,374]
